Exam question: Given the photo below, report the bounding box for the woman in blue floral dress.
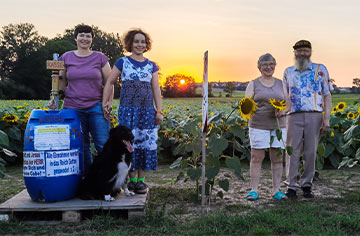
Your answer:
[102,29,163,194]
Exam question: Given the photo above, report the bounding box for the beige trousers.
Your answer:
[286,112,323,190]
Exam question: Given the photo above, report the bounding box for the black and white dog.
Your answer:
[77,125,135,201]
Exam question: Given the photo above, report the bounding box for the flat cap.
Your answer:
[293,40,311,50]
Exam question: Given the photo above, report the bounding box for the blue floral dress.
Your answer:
[114,56,159,172]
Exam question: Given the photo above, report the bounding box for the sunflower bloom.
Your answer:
[110,117,118,127]
[331,107,337,114]
[269,99,286,111]
[24,111,31,120]
[336,102,346,112]
[347,112,355,119]
[1,113,19,124]
[238,96,258,121]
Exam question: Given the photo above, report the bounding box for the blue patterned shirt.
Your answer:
[283,62,333,114]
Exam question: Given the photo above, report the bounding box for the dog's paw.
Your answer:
[104,195,115,201]
[124,188,135,197]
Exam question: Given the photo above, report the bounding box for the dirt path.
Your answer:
[146,163,360,214]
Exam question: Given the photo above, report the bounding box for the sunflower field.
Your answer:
[0,96,360,196]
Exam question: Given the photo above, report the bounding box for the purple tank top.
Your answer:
[60,51,109,109]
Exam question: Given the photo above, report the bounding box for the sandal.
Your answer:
[273,191,287,200]
[246,190,258,201]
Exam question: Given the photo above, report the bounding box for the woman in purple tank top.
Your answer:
[56,25,113,174]
[244,53,287,201]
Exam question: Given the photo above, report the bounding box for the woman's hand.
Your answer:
[47,98,56,110]
[102,102,113,121]
[155,113,163,125]
[275,110,285,118]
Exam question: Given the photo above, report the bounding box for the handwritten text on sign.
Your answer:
[34,125,70,151]
[45,149,80,177]
[23,151,45,177]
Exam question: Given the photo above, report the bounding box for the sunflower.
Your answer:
[238,96,258,121]
[110,117,118,128]
[24,111,31,120]
[336,102,346,112]
[1,113,19,124]
[347,112,355,119]
[331,107,337,114]
[269,99,286,111]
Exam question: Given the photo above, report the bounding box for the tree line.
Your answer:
[0,23,124,99]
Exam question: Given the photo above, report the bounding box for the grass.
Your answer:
[1,165,360,235]
[1,188,359,235]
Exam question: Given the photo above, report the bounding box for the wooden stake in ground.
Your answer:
[201,51,208,209]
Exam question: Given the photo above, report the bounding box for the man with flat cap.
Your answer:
[283,40,333,199]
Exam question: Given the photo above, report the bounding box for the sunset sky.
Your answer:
[1,0,359,87]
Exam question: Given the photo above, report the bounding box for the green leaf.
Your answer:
[206,154,220,167]
[226,157,244,180]
[338,156,350,169]
[0,130,9,147]
[208,113,222,124]
[276,129,282,142]
[344,125,360,141]
[324,143,335,158]
[187,168,202,181]
[317,143,325,157]
[233,140,243,152]
[270,136,274,146]
[276,148,282,158]
[229,125,245,139]
[356,148,360,160]
[205,166,220,180]
[286,146,293,156]
[170,156,182,169]
[208,135,228,156]
[218,179,229,192]
[315,154,324,171]
[329,155,340,168]
[184,121,199,136]
[6,126,21,141]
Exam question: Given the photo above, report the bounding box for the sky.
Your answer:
[1,0,359,87]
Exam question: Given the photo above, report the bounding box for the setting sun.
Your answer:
[180,79,185,85]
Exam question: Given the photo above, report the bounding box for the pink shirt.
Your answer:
[60,51,109,109]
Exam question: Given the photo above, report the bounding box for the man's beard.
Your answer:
[295,56,311,71]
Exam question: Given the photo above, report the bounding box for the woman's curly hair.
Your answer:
[122,28,152,53]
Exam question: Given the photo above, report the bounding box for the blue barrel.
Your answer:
[23,109,83,202]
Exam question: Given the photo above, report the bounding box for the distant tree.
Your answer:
[0,23,48,98]
[223,82,236,97]
[0,23,47,79]
[352,78,360,93]
[162,73,197,97]
[208,84,213,97]
[6,39,76,99]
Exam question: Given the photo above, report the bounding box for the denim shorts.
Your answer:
[249,127,287,149]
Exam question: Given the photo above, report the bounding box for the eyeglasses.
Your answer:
[295,49,311,54]
[260,63,276,68]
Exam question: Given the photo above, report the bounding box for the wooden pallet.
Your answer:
[0,189,148,223]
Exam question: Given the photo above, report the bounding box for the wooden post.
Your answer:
[201,51,208,210]
[46,53,64,110]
